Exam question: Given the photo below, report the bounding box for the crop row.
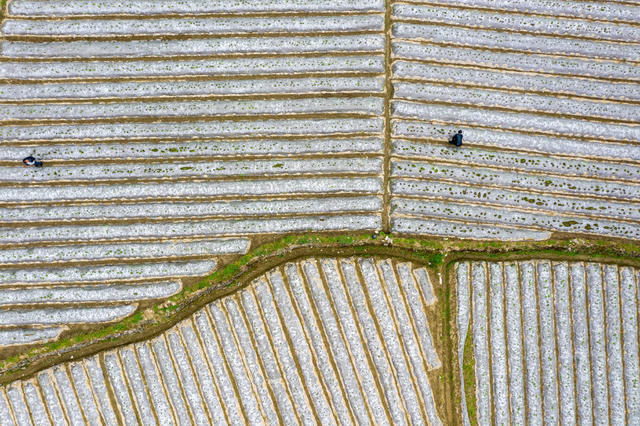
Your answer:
[1,138,383,161]
[393,23,637,61]
[0,260,216,285]
[1,158,382,183]
[391,217,550,241]
[0,77,384,101]
[392,41,639,81]
[392,198,640,239]
[0,239,249,264]
[392,103,640,142]
[0,34,385,59]
[392,139,640,182]
[457,261,640,424]
[393,179,640,222]
[0,305,137,326]
[8,0,385,16]
[0,177,382,203]
[392,120,640,162]
[0,215,381,245]
[1,97,384,122]
[406,0,639,23]
[0,55,384,81]
[394,81,639,122]
[0,197,382,224]
[0,281,182,306]
[0,327,66,347]
[393,61,640,102]
[2,14,384,37]
[393,3,640,42]
[0,257,442,424]
[392,160,640,200]
[0,118,384,142]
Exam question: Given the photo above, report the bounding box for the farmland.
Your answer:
[1,0,639,424]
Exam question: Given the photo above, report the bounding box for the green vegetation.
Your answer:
[462,330,477,425]
[1,232,639,399]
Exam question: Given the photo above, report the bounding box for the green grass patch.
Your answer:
[462,329,477,425]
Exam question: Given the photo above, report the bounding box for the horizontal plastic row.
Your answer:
[393,3,640,42]
[2,14,384,37]
[0,238,249,264]
[1,138,383,161]
[393,61,640,103]
[393,81,639,122]
[1,97,384,122]
[8,0,385,16]
[0,118,384,142]
[392,102,640,142]
[393,22,638,62]
[0,215,382,245]
[0,77,385,101]
[392,41,640,81]
[391,120,640,162]
[0,55,384,80]
[392,160,640,201]
[392,197,640,240]
[392,139,640,182]
[0,177,382,203]
[0,35,385,59]
[0,158,383,183]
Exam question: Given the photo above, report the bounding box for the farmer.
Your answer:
[23,156,43,167]
[449,130,463,147]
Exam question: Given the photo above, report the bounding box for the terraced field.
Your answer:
[0,0,386,347]
[0,257,444,425]
[457,260,640,425]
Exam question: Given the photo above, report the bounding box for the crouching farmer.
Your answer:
[449,130,463,147]
[23,156,43,167]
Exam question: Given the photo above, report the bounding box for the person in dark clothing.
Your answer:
[23,156,43,167]
[449,130,463,147]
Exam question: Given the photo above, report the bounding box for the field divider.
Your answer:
[1,29,385,43]
[0,91,386,106]
[0,71,385,85]
[0,111,380,125]
[0,153,385,167]
[4,10,387,21]
[0,49,387,63]
[0,253,218,269]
